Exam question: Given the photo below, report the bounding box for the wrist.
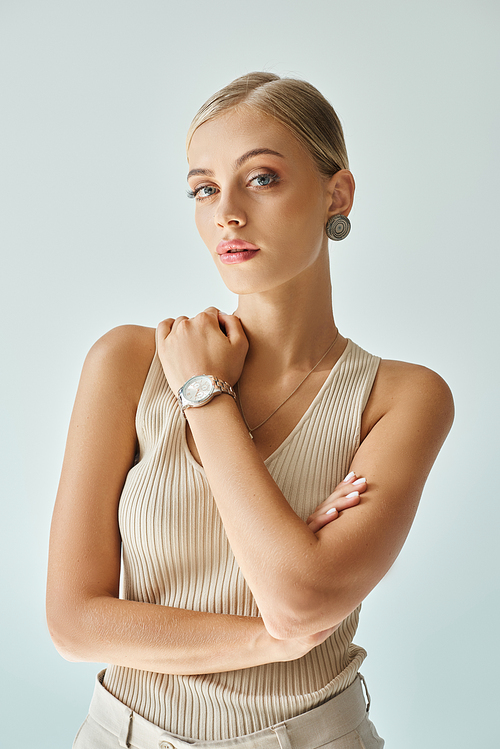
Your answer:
[184,390,242,425]
[177,374,236,418]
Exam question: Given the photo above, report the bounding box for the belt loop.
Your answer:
[271,723,293,749]
[118,710,133,748]
[359,673,371,713]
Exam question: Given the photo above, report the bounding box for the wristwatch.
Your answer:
[177,374,236,417]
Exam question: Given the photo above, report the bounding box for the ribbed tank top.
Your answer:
[103,339,380,740]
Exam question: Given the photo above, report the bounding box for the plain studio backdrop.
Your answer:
[1,1,498,746]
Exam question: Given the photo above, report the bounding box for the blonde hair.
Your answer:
[186,72,349,178]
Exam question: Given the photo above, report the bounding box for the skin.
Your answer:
[47,107,454,672]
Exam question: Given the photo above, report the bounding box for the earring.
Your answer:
[326,214,351,241]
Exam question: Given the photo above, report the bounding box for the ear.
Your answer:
[325,169,355,218]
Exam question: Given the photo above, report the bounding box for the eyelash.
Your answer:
[187,171,280,201]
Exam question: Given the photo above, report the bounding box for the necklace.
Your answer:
[237,329,340,439]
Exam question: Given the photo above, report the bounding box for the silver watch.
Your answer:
[177,374,236,417]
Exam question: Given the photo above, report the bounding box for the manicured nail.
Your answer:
[353,478,366,486]
[346,491,359,499]
[326,507,338,515]
[343,472,355,482]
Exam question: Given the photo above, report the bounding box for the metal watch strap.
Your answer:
[211,376,237,400]
[178,375,236,417]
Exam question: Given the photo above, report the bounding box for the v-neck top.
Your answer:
[103,339,381,741]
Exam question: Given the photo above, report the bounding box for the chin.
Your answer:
[219,278,262,296]
[218,272,297,298]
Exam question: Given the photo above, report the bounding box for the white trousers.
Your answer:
[73,670,384,749]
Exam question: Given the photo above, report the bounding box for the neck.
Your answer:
[234,251,339,376]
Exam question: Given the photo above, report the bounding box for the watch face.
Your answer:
[183,376,214,404]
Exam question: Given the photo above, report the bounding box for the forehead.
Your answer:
[187,108,312,169]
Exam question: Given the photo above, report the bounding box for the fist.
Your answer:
[156,307,249,395]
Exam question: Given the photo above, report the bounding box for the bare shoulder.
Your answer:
[361,358,454,442]
[83,324,157,407]
[89,323,156,362]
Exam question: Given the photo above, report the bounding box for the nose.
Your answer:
[214,190,247,229]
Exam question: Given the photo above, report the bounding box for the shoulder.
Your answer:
[361,358,454,442]
[82,325,157,409]
[88,324,156,362]
[377,359,454,413]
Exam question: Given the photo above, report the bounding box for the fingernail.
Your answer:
[326,507,338,515]
[346,491,359,499]
[353,478,366,486]
[343,472,355,482]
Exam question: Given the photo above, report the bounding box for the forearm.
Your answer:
[50,595,284,675]
[186,397,328,637]
[156,312,330,637]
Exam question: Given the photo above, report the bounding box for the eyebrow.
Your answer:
[187,148,285,180]
[235,148,284,168]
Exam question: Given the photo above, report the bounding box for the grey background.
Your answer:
[1,1,498,746]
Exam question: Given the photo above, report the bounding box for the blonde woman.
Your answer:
[47,72,454,748]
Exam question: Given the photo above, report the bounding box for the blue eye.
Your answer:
[187,184,219,200]
[187,172,279,201]
[249,172,279,188]
[199,185,218,197]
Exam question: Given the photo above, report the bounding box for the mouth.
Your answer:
[216,239,260,255]
[216,240,260,265]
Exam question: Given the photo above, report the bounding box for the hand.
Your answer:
[156,308,249,395]
[306,472,367,533]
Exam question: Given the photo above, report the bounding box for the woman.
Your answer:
[47,72,454,748]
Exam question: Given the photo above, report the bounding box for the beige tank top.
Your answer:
[103,339,380,740]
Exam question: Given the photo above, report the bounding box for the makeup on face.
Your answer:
[187,109,330,294]
[216,239,260,265]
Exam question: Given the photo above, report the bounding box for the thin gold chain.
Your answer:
[237,329,340,438]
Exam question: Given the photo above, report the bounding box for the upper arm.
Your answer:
[46,325,155,650]
[312,361,454,624]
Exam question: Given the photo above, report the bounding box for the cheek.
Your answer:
[281,181,324,223]
[194,208,214,245]
[194,211,203,235]
[275,194,325,245]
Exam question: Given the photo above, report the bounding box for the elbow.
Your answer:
[49,632,84,663]
[262,616,312,641]
[263,613,338,641]
[46,598,95,663]
[46,616,87,662]
[260,593,343,640]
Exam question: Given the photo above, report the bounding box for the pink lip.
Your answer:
[216,239,260,255]
[219,249,260,265]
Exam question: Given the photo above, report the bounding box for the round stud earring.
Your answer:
[326,214,351,241]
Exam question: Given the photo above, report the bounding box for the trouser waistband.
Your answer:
[89,670,370,749]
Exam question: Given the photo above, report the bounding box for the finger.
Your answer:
[311,480,367,517]
[156,318,175,343]
[307,488,364,532]
[307,509,338,533]
[196,307,221,326]
[342,471,357,484]
[339,477,367,499]
[307,486,365,528]
[217,310,231,335]
[188,309,224,332]
[342,472,368,488]
[218,312,246,343]
[306,505,338,526]
[170,315,190,332]
[325,489,362,513]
